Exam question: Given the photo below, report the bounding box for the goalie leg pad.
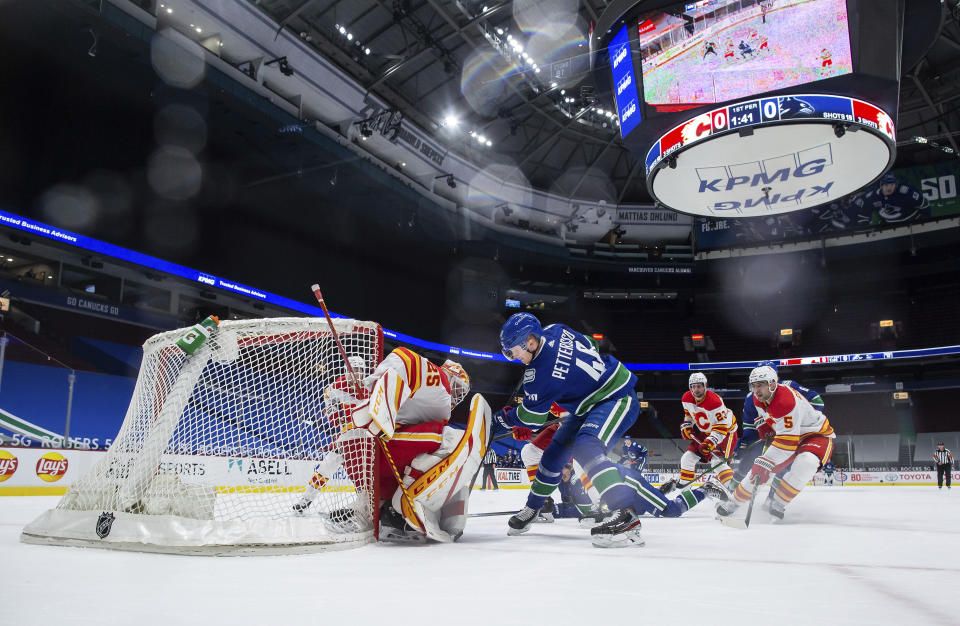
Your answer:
[389,394,491,542]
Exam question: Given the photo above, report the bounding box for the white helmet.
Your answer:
[688,372,707,388]
[347,356,368,376]
[441,360,470,407]
[748,365,778,387]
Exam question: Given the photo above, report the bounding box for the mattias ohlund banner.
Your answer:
[695,161,960,250]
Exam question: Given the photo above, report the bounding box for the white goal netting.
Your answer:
[22,317,383,555]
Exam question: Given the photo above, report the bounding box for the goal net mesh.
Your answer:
[22,317,383,554]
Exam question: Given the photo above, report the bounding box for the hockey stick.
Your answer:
[309,285,421,534]
[311,284,365,396]
[468,510,518,518]
[720,475,761,530]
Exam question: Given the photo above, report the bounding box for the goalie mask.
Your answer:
[441,360,470,407]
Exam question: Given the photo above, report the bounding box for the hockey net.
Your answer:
[22,317,383,555]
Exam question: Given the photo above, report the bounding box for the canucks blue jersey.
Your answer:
[854,185,928,225]
[622,440,648,473]
[502,324,636,428]
[823,461,835,475]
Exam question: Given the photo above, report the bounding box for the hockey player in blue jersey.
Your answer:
[621,436,648,473]
[822,461,837,485]
[853,172,929,225]
[495,313,644,547]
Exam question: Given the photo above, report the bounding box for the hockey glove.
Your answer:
[512,426,533,441]
[698,439,716,462]
[750,456,776,485]
[756,419,776,442]
[492,407,514,438]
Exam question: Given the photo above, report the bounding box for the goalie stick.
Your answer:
[309,285,423,536]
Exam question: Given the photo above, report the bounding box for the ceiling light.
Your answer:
[365,47,370,54]
[486,139,492,146]
[166,7,172,13]
[401,162,406,167]
[346,33,353,41]
[339,26,346,34]
[5,258,12,262]
[196,27,202,33]
[496,28,503,35]
[551,82,557,88]
[443,114,459,128]
[534,68,540,73]
[477,135,486,143]
[560,89,565,95]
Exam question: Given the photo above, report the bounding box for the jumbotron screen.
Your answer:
[639,0,853,109]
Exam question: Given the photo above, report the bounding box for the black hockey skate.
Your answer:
[507,506,538,535]
[701,481,731,503]
[590,507,644,548]
[766,498,786,521]
[536,497,556,523]
[379,502,425,543]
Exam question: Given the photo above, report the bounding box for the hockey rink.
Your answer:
[2,487,958,625]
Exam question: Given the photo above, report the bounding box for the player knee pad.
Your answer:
[680,450,700,470]
[784,451,820,487]
[520,442,544,468]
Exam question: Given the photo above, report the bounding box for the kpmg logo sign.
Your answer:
[612,43,628,69]
[607,24,641,138]
[646,94,896,217]
[698,147,837,213]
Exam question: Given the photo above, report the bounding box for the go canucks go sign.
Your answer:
[645,94,896,218]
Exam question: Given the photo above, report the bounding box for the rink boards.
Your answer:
[2,446,955,495]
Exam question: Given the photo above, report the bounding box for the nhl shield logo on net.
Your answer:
[96,512,115,539]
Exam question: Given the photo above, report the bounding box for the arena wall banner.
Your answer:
[0,447,353,495]
[486,466,531,489]
[696,160,960,250]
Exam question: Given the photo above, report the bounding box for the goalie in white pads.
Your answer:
[717,366,835,521]
[295,347,489,543]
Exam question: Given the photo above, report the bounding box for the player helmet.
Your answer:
[688,372,707,388]
[749,365,778,387]
[880,172,897,184]
[441,359,470,407]
[500,313,542,358]
[347,356,368,376]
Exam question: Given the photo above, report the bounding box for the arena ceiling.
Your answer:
[248,0,960,204]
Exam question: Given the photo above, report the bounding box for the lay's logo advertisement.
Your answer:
[35,452,68,482]
[0,449,18,481]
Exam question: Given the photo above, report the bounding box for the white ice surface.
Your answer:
[3,487,959,626]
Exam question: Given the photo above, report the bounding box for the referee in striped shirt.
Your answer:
[933,443,953,489]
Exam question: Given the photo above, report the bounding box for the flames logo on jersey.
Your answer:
[680,113,713,146]
[0,450,18,482]
[36,452,68,482]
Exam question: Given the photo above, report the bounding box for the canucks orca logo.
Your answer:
[523,369,535,384]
